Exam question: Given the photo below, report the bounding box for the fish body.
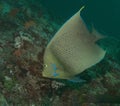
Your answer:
[42,9,106,80]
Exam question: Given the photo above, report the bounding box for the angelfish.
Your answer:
[42,7,106,82]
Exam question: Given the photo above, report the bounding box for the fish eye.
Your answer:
[43,64,47,68]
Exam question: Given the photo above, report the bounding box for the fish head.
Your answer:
[42,48,72,79]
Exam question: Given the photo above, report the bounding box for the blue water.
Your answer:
[41,0,86,20]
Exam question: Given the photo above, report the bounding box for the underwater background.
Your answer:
[0,0,120,105]
[41,0,86,20]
